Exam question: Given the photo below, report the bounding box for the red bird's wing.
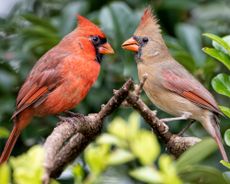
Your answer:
[11,51,68,119]
[161,67,222,115]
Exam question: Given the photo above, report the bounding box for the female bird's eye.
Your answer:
[142,37,149,43]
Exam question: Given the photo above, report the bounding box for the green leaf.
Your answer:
[202,47,230,70]
[176,138,217,172]
[130,130,160,165]
[220,160,230,169]
[72,164,85,183]
[50,179,60,184]
[96,133,126,147]
[0,163,10,184]
[127,112,140,141]
[129,166,163,183]
[84,144,110,175]
[212,74,230,98]
[159,154,182,184]
[99,2,139,43]
[179,165,229,184]
[176,23,205,66]
[203,33,230,52]
[213,35,230,56]
[107,149,135,165]
[60,1,89,36]
[220,106,230,118]
[22,14,57,32]
[108,117,127,140]
[10,146,44,184]
[0,127,10,138]
[21,26,59,40]
[224,129,230,147]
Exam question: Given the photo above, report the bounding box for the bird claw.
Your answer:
[152,110,157,116]
[57,115,76,125]
[65,111,85,119]
[162,123,169,134]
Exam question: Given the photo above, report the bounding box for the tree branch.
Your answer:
[42,77,201,183]
[43,79,133,183]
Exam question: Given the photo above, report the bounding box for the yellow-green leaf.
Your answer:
[107,149,135,165]
[129,166,163,183]
[127,112,140,140]
[0,127,10,138]
[202,47,230,70]
[159,155,182,184]
[219,106,230,118]
[84,144,110,175]
[0,163,10,184]
[10,145,44,184]
[220,160,230,169]
[203,33,230,52]
[130,130,160,165]
[108,117,127,140]
[96,133,126,147]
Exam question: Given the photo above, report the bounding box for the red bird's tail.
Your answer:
[0,109,33,164]
[0,125,21,164]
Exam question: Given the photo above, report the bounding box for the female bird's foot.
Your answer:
[160,112,191,123]
[178,120,195,136]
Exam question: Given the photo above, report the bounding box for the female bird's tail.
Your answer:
[0,124,21,164]
[210,115,228,162]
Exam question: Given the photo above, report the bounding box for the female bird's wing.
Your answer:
[161,66,222,115]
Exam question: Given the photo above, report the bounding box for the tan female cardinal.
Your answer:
[122,7,228,161]
[0,15,114,164]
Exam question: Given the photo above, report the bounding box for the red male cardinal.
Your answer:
[122,7,228,161]
[0,15,114,164]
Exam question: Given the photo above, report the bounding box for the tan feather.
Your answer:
[135,6,161,36]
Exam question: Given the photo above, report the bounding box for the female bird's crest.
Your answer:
[134,7,161,37]
[77,15,105,38]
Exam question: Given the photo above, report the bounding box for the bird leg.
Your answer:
[160,112,191,122]
[178,120,195,136]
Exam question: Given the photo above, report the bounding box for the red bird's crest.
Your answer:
[77,15,105,38]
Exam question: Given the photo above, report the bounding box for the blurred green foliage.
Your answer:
[0,0,230,183]
[202,32,230,173]
[1,113,229,184]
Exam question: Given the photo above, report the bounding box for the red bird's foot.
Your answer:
[57,115,76,125]
[65,111,85,118]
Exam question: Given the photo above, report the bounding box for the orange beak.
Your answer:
[121,37,139,52]
[98,42,114,55]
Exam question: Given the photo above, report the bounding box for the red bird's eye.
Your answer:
[91,36,100,45]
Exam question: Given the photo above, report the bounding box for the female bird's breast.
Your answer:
[137,62,205,121]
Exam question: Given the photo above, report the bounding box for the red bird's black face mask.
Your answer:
[90,35,114,63]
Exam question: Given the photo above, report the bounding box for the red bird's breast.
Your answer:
[34,52,101,116]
